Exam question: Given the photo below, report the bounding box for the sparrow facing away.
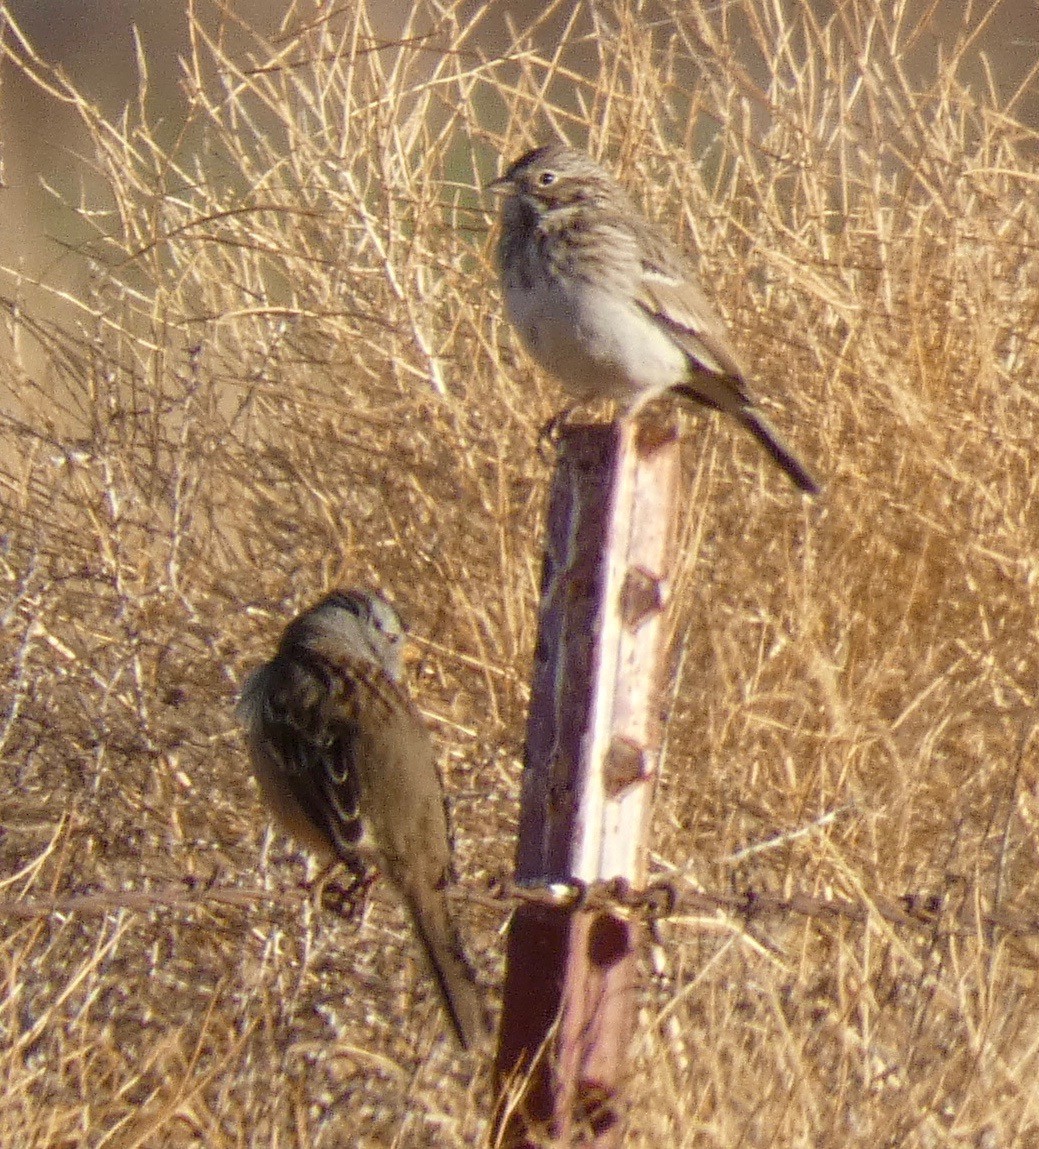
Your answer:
[239,588,487,1050]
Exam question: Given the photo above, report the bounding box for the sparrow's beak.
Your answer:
[484,172,512,193]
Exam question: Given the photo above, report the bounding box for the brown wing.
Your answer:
[248,652,370,860]
[632,216,751,389]
[631,221,820,493]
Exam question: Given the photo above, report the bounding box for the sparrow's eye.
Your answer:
[378,616,402,640]
[372,600,406,642]
[537,170,556,187]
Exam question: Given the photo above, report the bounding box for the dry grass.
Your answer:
[2,0,1039,1144]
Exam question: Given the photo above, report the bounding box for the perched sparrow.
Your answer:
[238,589,487,1050]
[489,143,819,494]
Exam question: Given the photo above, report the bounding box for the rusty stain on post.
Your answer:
[493,418,680,1147]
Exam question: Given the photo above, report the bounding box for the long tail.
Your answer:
[737,406,820,495]
[672,381,820,495]
[402,884,488,1051]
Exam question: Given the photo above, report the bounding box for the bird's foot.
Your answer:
[537,405,578,461]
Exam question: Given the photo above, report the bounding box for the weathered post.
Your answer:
[493,418,680,1146]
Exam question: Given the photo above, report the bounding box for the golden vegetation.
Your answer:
[2,0,1039,1143]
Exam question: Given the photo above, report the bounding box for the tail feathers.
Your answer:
[403,885,488,1051]
[671,381,819,494]
[737,406,820,495]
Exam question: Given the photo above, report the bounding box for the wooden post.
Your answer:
[493,419,680,1146]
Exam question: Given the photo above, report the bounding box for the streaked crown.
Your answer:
[283,588,407,682]
[489,144,623,212]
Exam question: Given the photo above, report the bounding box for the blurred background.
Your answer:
[4,2,1039,1144]
[5,0,1039,294]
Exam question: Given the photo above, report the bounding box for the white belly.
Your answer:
[504,275,687,407]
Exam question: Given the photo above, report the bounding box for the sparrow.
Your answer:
[238,588,487,1049]
[489,144,819,493]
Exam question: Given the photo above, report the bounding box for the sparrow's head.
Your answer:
[487,144,622,215]
[285,588,407,682]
